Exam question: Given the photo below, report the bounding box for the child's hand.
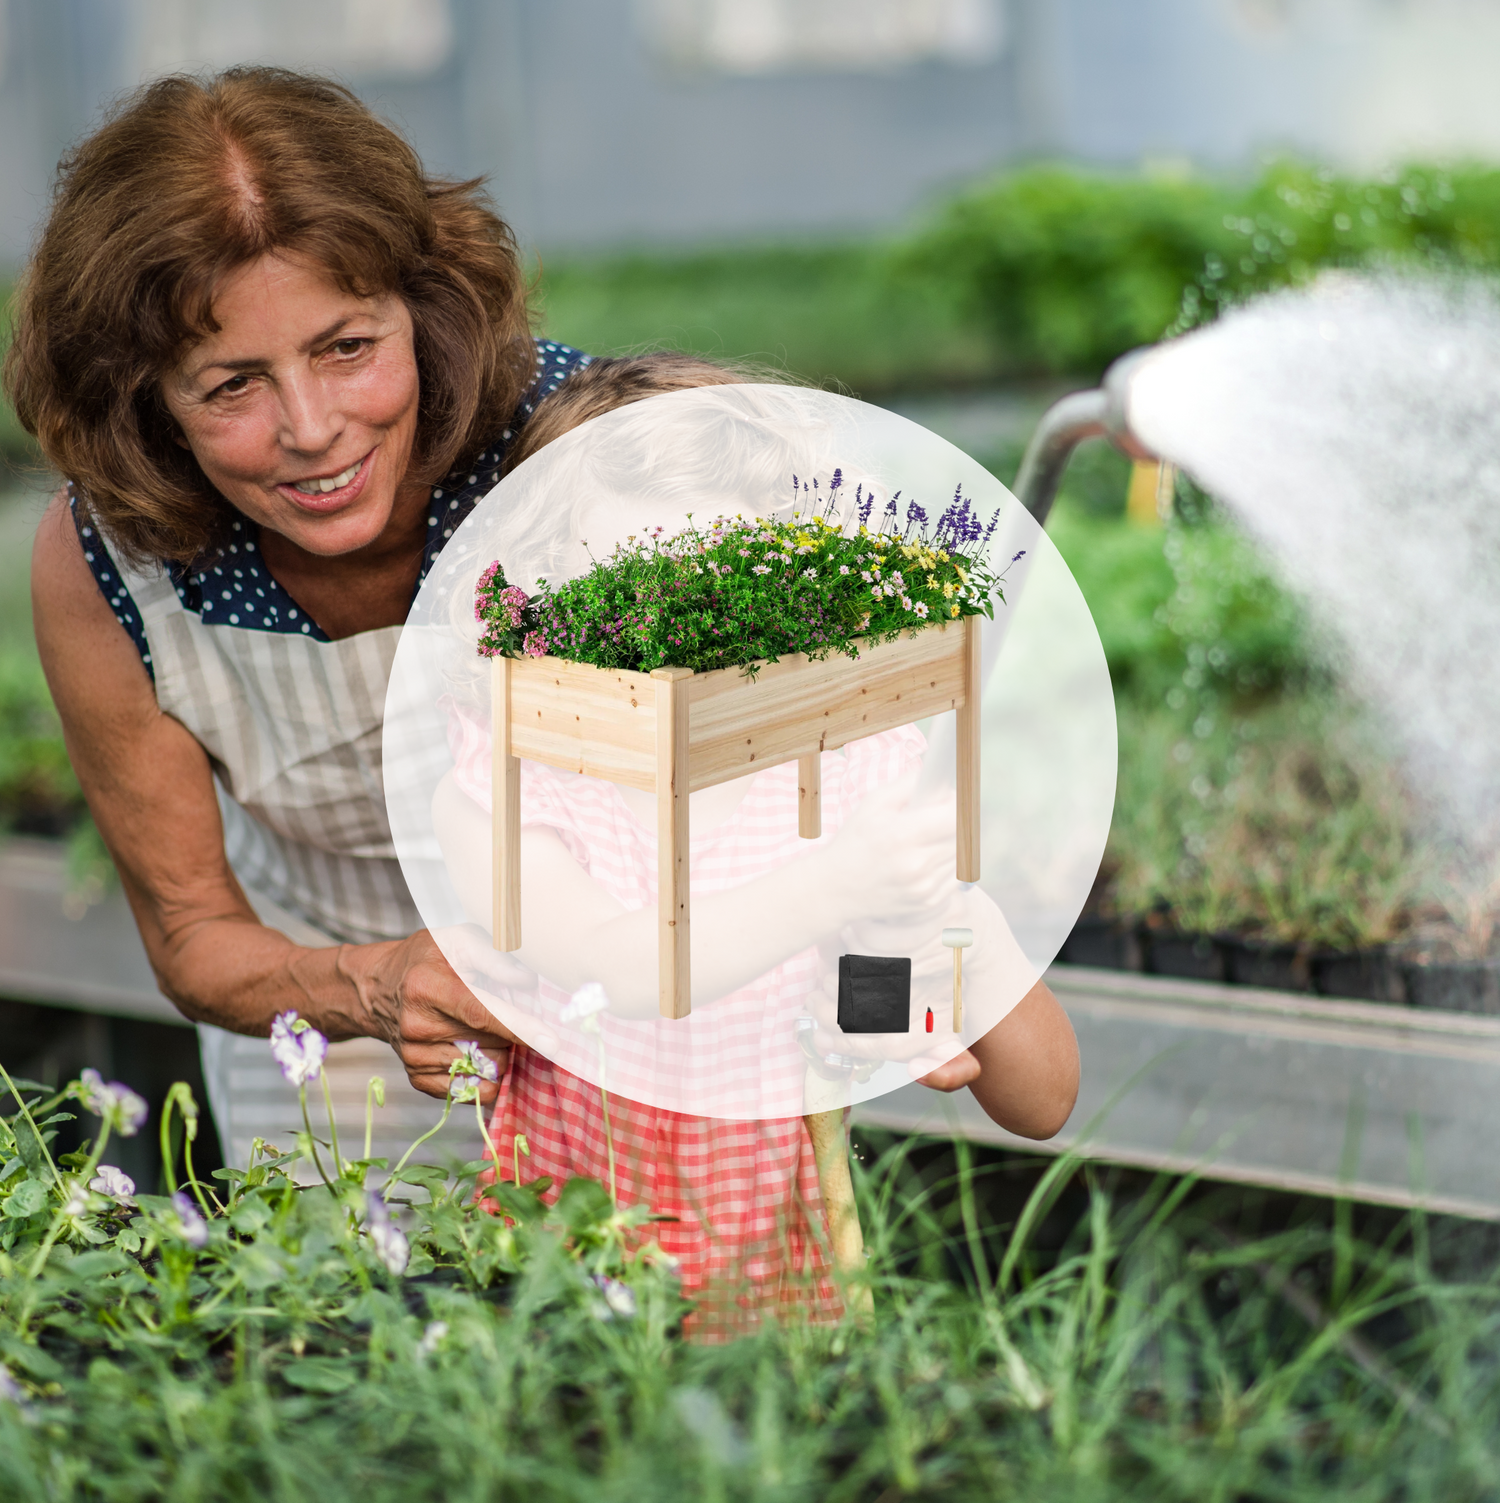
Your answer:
[823,768,960,924]
[913,1050,981,1091]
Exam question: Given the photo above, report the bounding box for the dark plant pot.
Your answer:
[1059,915,1143,972]
[1313,948,1407,1005]
[1222,940,1311,993]
[1402,959,1500,1016]
[1145,930,1225,982]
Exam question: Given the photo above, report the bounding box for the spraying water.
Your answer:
[1125,274,1500,913]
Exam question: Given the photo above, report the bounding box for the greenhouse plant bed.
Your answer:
[1221,938,1313,993]
[1143,927,1226,982]
[1402,958,1500,1016]
[1314,946,1407,1004]
[1057,914,1143,971]
[863,962,1500,1220]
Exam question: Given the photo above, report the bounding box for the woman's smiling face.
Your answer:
[162,252,423,557]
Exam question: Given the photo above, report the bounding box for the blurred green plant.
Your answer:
[0,646,83,837]
[1044,492,1419,947]
[904,159,1500,380]
[0,1049,1495,1497]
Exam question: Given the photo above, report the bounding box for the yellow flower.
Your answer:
[950,604,960,617]
[942,581,956,598]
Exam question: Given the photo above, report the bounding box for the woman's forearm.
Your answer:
[121,873,395,1040]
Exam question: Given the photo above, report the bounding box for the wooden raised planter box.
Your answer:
[491,613,982,1019]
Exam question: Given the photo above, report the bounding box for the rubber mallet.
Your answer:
[941,927,973,1032]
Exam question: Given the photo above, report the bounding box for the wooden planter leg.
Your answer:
[798,751,822,839]
[491,656,522,951]
[652,668,693,1019]
[956,613,982,882]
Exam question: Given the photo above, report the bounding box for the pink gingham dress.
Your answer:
[446,700,925,1324]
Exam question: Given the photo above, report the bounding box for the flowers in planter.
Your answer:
[476,472,1019,674]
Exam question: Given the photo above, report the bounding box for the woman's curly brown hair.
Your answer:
[3,67,534,565]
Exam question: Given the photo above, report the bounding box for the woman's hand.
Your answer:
[352,930,532,1103]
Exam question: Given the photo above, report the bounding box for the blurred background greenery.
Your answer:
[5,155,1495,949]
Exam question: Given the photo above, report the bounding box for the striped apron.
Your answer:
[117,554,484,1170]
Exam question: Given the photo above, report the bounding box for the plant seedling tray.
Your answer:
[491,613,981,1019]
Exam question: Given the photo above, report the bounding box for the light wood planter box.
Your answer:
[492,613,982,1019]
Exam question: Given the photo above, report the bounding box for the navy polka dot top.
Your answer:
[71,340,590,679]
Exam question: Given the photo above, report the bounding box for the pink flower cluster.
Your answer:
[474,561,501,619]
[522,631,549,658]
[494,585,529,627]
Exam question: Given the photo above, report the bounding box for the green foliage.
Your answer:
[0,1067,1497,1498]
[533,243,996,396]
[0,644,83,834]
[901,159,1500,380]
[1047,486,1312,705]
[1046,496,1419,945]
[478,485,1009,675]
[901,167,1237,378]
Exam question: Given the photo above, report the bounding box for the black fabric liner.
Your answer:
[837,955,912,1034]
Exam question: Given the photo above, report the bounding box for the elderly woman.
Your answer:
[6,68,584,1158]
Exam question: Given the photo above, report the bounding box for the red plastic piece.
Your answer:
[925,1007,933,1033]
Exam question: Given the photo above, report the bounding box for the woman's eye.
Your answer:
[215,374,253,397]
[332,338,369,357]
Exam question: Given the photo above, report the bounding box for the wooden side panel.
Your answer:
[685,623,968,790]
[491,656,522,951]
[956,612,982,881]
[653,668,693,1020]
[507,657,657,791]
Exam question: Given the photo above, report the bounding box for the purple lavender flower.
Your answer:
[170,1191,209,1249]
[269,1011,328,1088]
[75,1069,149,1138]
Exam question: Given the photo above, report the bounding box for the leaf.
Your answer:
[493,1183,547,1226]
[0,1334,62,1382]
[12,1116,46,1178]
[281,1359,357,1395]
[386,1164,448,1191]
[229,1199,273,1235]
[115,1227,142,1254]
[0,1158,22,1186]
[3,1177,48,1218]
[64,1250,131,1281]
[552,1177,614,1233]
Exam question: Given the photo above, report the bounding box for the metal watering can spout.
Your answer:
[1011,345,1164,526]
